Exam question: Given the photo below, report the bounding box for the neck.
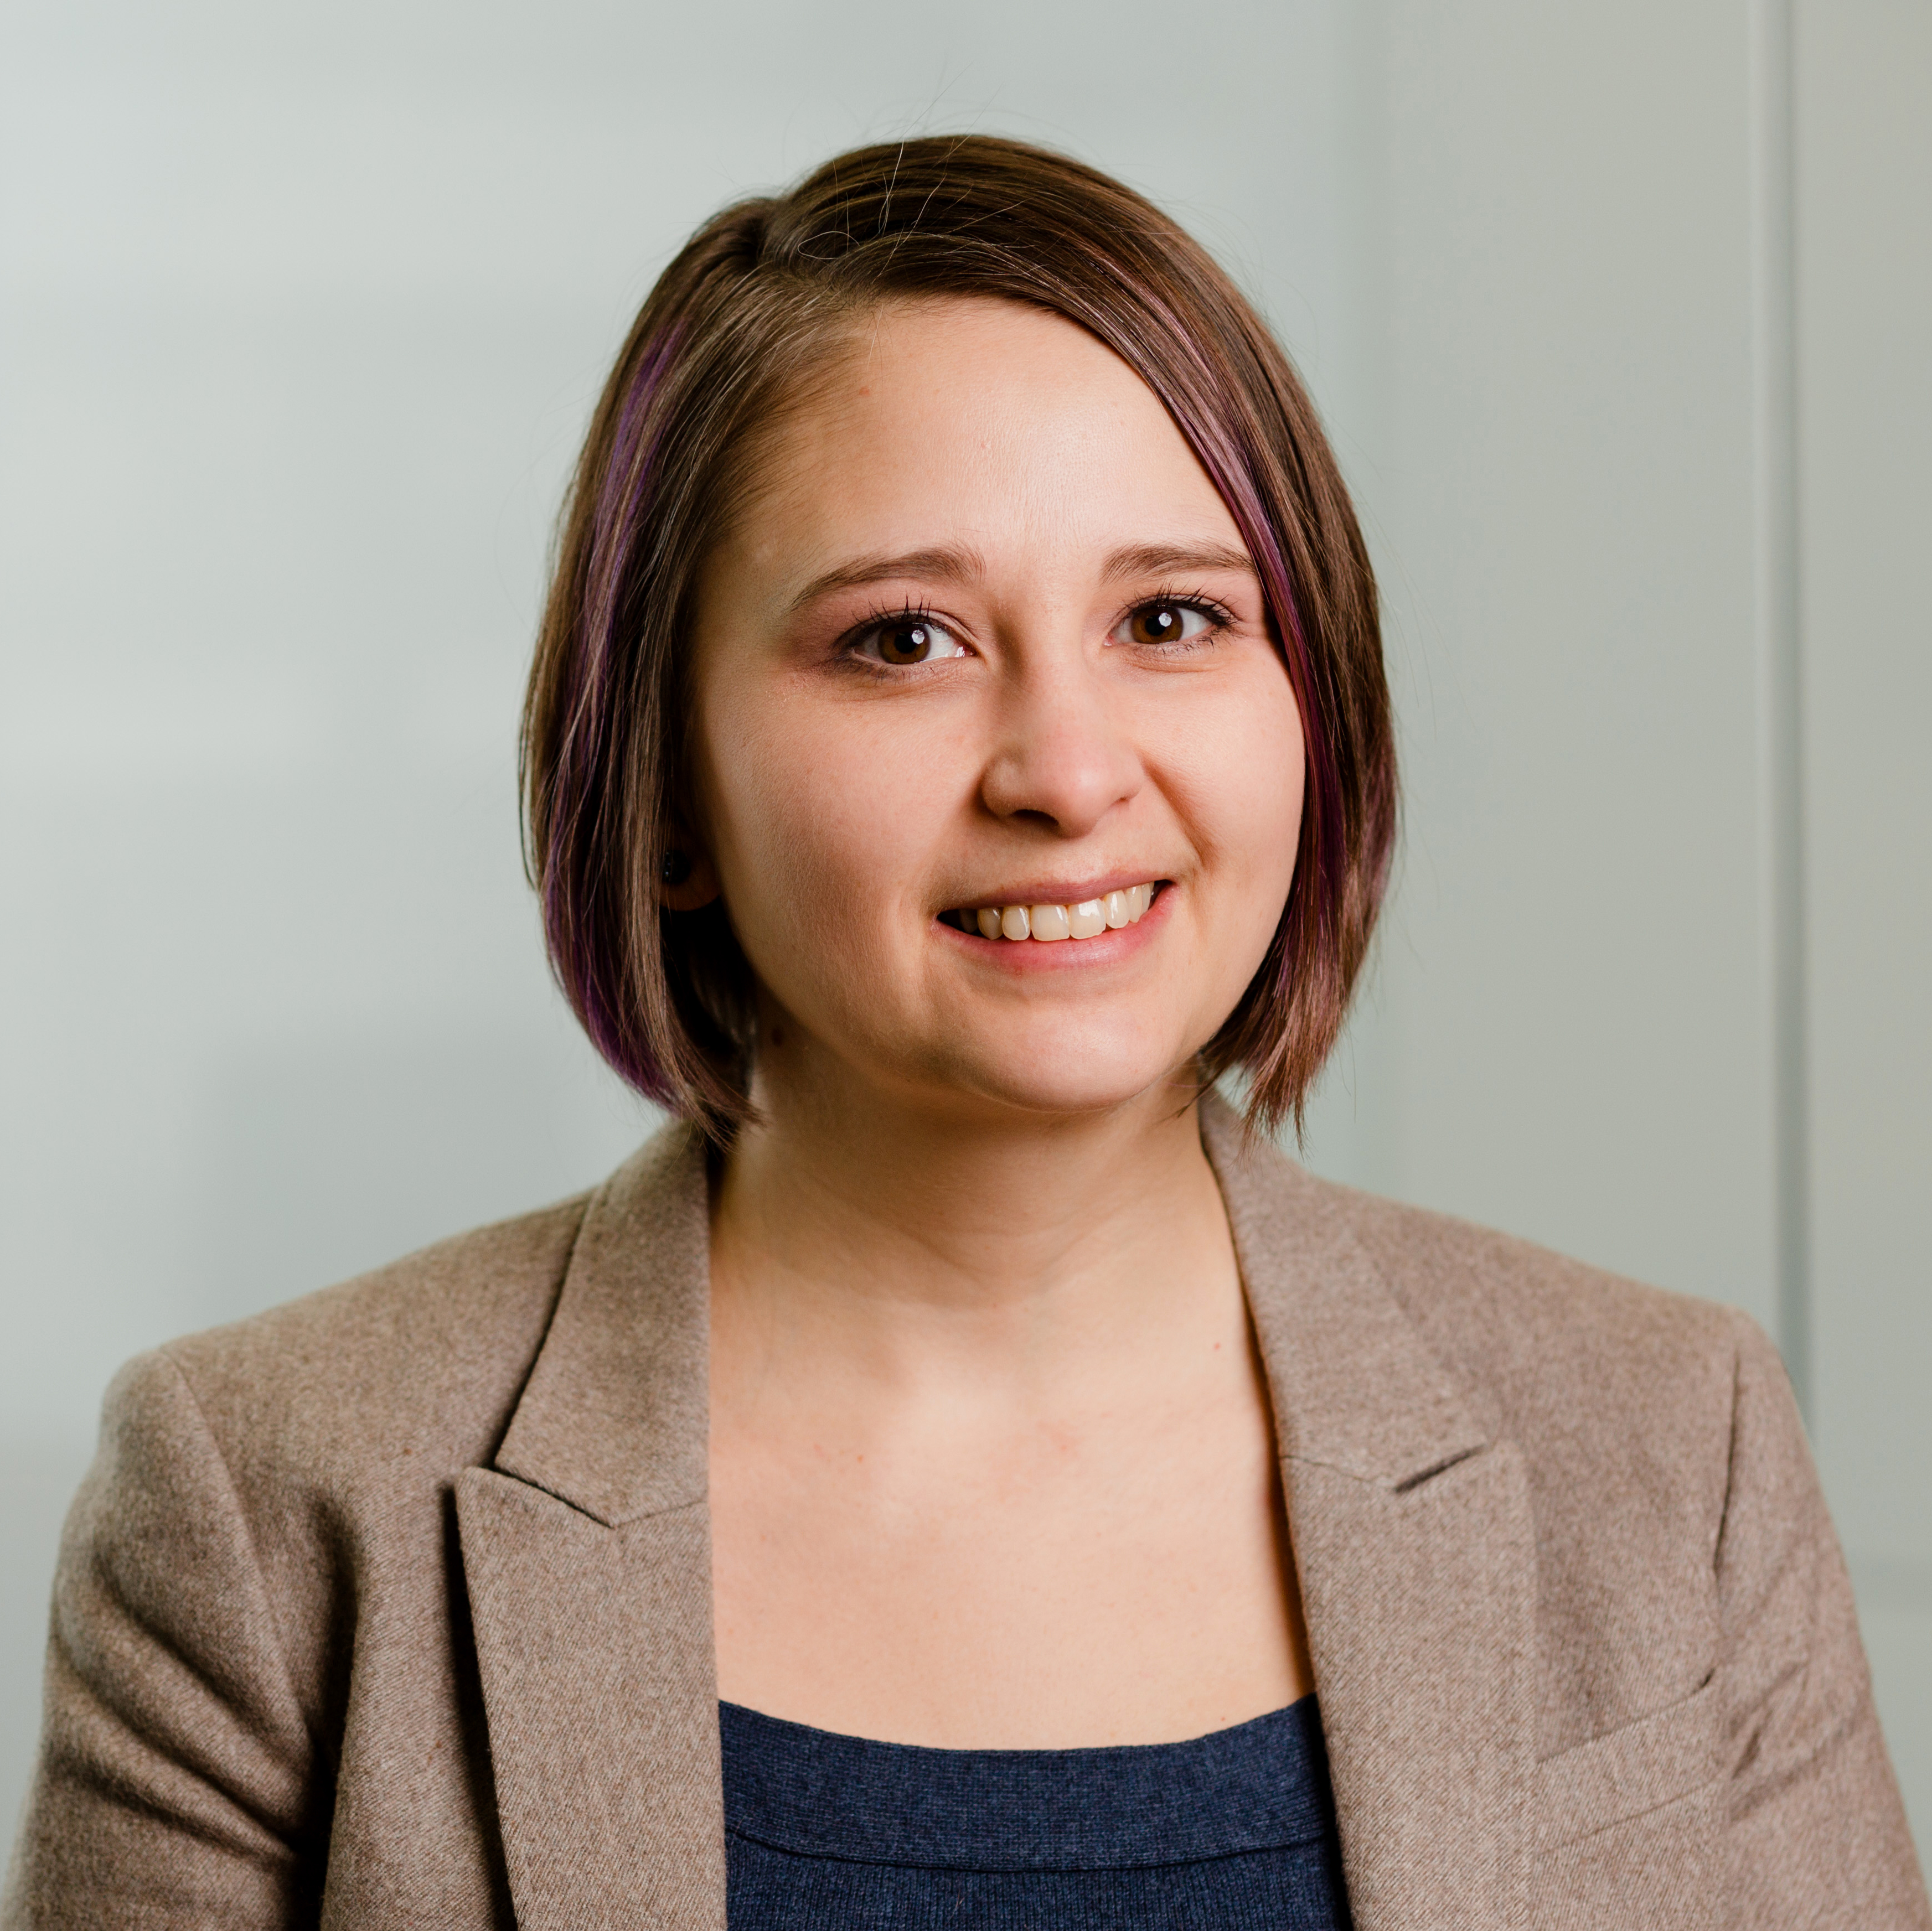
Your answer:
[709,1048,1241,1410]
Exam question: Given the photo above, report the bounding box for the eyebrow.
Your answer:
[786,546,986,615]
[784,539,1257,616]
[1099,541,1257,584]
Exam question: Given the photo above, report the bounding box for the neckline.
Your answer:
[719,1693,1336,1871]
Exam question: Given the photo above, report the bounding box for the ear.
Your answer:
[655,845,721,912]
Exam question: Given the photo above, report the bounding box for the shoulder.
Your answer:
[1204,1097,1807,1733]
[1258,1161,1840,1769]
[1280,1166,1820,1745]
[122,1184,596,1486]
[40,1182,605,1815]
[1202,1095,1765,1437]
[1287,1167,1779,1593]
[99,1117,710,1548]
[1314,1172,1765,1457]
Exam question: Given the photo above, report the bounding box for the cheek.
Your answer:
[696,685,948,963]
[1174,672,1306,910]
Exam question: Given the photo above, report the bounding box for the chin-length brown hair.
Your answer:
[522,134,1395,1143]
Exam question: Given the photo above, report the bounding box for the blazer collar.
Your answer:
[486,1097,1498,1511]
[1203,1093,1539,1930]
[462,1100,1540,1931]
[497,1097,1499,1519]
[493,1120,712,1525]
[1199,1092,1491,1484]
[457,1121,725,1931]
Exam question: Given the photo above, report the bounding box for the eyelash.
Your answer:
[833,602,954,676]
[838,588,1237,669]
[1126,588,1236,648]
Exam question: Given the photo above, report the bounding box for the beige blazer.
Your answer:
[5,1097,1926,1929]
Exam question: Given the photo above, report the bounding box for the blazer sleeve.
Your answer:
[1717,1316,1930,1926]
[2,1350,323,1929]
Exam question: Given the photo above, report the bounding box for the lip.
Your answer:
[935,878,1174,970]
[937,871,1169,914]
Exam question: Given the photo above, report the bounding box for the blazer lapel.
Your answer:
[455,1096,1541,1930]
[1203,1098,1541,1931]
[454,1123,725,1931]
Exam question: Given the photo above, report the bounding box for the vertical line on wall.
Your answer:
[1749,0,1811,1422]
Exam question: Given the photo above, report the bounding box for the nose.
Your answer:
[978,655,1143,839]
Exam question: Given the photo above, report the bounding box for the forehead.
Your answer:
[725,298,1244,586]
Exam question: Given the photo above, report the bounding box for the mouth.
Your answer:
[939,881,1164,943]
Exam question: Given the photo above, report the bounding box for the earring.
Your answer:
[659,850,693,887]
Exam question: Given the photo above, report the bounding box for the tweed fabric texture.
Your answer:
[719,1694,1351,1927]
[3,1096,1926,1928]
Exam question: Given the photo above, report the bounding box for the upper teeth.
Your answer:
[969,884,1155,941]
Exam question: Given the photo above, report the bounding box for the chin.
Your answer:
[934,1037,1200,1123]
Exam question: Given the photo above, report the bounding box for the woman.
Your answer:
[6,137,1925,1930]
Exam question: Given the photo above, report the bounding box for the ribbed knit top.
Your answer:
[720,1693,1354,1929]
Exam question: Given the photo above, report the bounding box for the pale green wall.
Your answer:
[1792,0,1932,1840]
[2,0,1925,1863]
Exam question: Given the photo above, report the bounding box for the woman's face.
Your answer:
[689,297,1304,1121]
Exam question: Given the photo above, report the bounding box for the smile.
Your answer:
[943,883,1160,943]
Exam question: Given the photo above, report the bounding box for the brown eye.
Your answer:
[1114,602,1214,648]
[881,622,936,664]
[855,615,966,666]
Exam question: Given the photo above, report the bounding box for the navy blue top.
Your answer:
[720,1695,1354,1929]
